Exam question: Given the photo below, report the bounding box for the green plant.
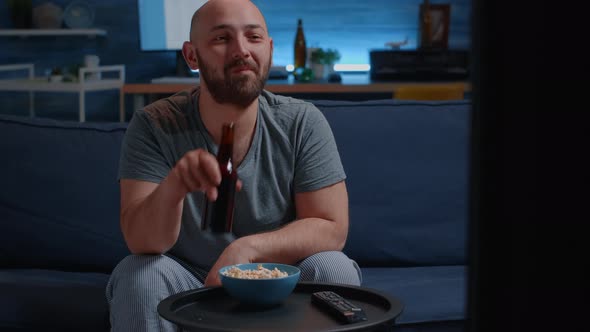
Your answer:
[50,67,62,76]
[310,48,341,65]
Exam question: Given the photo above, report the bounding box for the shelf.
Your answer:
[0,78,124,92]
[0,64,125,122]
[0,29,107,37]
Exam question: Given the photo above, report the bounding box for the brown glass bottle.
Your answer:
[202,123,237,233]
[419,0,432,50]
[294,18,307,71]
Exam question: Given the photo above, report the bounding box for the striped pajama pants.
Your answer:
[106,251,362,331]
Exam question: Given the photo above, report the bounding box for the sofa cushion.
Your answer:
[0,115,129,273]
[361,265,466,326]
[314,100,470,267]
[0,269,110,331]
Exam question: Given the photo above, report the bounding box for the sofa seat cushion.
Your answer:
[361,265,466,326]
[0,269,110,331]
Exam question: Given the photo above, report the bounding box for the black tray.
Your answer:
[158,282,404,332]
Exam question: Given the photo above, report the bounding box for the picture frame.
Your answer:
[419,4,451,50]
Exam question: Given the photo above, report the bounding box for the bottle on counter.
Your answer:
[202,123,238,233]
[294,18,307,73]
[419,0,432,50]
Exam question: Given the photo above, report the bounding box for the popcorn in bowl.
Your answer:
[221,264,288,279]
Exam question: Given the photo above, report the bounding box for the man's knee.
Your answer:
[297,251,362,286]
[107,254,180,300]
[112,254,167,281]
[107,255,187,331]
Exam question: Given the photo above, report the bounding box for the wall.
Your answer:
[0,0,470,122]
[254,0,470,66]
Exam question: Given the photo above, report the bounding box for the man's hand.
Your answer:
[172,148,243,201]
[172,148,222,201]
[204,238,258,287]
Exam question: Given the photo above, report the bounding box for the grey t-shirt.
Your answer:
[118,87,346,272]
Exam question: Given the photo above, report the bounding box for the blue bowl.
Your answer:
[219,263,300,306]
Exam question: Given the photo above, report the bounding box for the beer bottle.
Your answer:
[294,18,307,71]
[419,0,432,50]
[202,123,238,233]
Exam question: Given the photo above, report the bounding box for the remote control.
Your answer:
[311,291,368,324]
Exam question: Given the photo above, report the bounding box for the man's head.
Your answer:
[182,0,273,108]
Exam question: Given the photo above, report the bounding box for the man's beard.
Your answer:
[196,51,270,108]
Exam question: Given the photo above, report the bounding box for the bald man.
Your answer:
[106,0,361,330]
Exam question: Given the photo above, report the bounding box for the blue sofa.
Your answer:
[0,98,470,331]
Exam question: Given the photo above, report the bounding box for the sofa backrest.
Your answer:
[314,100,470,267]
[0,115,129,273]
[0,98,470,272]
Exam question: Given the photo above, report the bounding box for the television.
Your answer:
[138,0,208,51]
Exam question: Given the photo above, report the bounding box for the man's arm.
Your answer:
[247,180,349,262]
[120,149,222,254]
[120,178,183,254]
[205,180,349,285]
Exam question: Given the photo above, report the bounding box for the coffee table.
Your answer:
[158,282,404,331]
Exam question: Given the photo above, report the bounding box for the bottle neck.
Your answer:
[296,19,304,37]
[217,123,234,165]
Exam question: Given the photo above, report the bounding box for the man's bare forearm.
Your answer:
[121,173,187,254]
[239,217,348,265]
[237,182,350,265]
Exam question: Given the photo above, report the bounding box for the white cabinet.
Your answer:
[0,63,125,122]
